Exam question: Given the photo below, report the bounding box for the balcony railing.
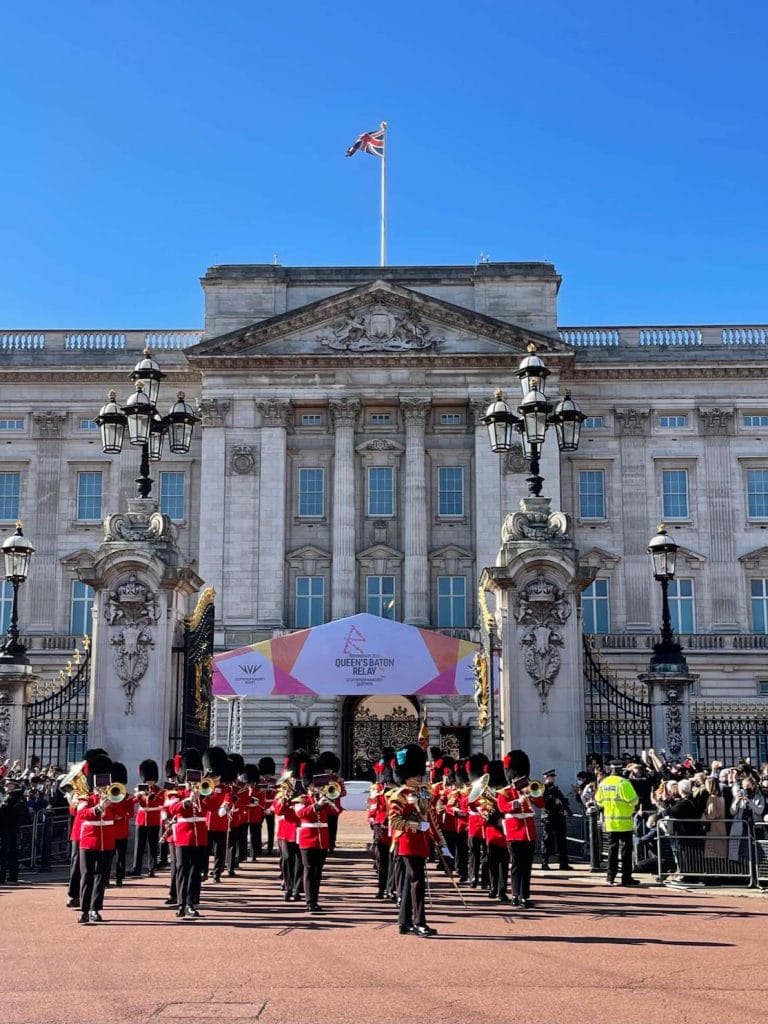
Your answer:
[590,632,768,652]
[0,329,203,353]
[558,325,768,349]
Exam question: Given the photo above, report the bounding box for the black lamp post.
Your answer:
[647,523,687,672]
[94,349,199,498]
[482,344,585,495]
[0,522,35,662]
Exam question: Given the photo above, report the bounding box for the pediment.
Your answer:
[186,279,569,361]
[61,548,97,571]
[579,546,621,571]
[429,544,475,574]
[285,545,332,573]
[739,546,768,569]
[356,543,403,572]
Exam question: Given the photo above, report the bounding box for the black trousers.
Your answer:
[392,852,404,902]
[67,840,80,900]
[167,844,178,901]
[469,836,489,886]
[176,845,207,909]
[509,839,536,899]
[454,830,469,881]
[229,824,247,871]
[487,842,510,897]
[542,817,570,867]
[157,835,169,868]
[327,814,339,852]
[208,831,229,879]
[133,825,160,874]
[375,840,391,895]
[79,848,113,914]
[399,855,428,928]
[607,830,634,883]
[248,822,261,859]
[281,840,302,896]
[259,814,275,853]
[113,837,128,882]
[0,828,19,883]
[301,847,327,906]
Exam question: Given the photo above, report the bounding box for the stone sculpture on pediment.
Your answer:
[318,304,439,352]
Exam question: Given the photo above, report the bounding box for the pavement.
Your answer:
[2,811,768,1024]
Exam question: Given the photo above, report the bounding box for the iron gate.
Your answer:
[343,704,419,779]
[176,587,215,755]
[25,640,91,768]
[691,708,768,765]
[583,636,652,761]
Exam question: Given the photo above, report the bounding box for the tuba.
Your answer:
[468,773,497,808]
[59,761,90,800]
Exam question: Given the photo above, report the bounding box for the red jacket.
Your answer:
[168,790,213,847]
[259,776,277,815]
[231,784,249,828]
[368,783,391,842]
[467,794,487,840]
[76,796,118,852]
[205,784,233,833]
[496,785,545,842]
[135,785,165,827]
[69,797,82,843]
[111,795,135,841]
[247,785,265,825]
[273,797,300,843]
[388,785,442,858]
[295,796,340,850]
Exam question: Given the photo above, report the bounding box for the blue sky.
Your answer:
[0,2,765,328]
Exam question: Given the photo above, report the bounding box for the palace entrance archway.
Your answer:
[341,695,420,780]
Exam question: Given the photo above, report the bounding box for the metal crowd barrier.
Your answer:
[655,818,756,887]
[14,808,71,873]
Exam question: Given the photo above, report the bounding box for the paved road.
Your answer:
[2,814,767,1024]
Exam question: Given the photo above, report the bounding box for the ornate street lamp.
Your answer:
[0,522,35,661]
[647,523,686,672]
[483,343,585,495]
[94,348,200,499]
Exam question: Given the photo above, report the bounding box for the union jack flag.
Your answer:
[345,126,385,158]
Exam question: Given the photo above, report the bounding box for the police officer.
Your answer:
[595,758,641,886]
[540,769,573,870]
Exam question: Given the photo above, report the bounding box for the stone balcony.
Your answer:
[558,324,768,349]
[591,632,768,652]
[0,329,203,352]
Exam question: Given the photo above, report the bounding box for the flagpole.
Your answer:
[380,120,387,267]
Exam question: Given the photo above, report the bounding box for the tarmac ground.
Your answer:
[2,811,767,1024]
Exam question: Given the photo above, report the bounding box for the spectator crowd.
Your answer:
[0,757,70,883]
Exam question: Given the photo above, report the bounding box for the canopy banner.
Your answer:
[212,613,479,698]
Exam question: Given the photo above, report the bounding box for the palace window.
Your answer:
[0,472,20,520]
[0,419,24,431]
[747,469,768,519]
[70,580,94,636]
[0,581,12,633]
[300,413,323,427]
[437,576,466,628]
[160,471,185,521]
[583,416,605,429]
[668,578,695,634]
[298,468,324,518]
[581,579,610,633]
[751,579,768,634]
[662,469,689,519]
[295,576,325,628]
[437,467,464,517]
[578,470,605,519]
[367,466,394,517]
[743,415,768,428]
[370,413,392,426]
[659,415,688,428]
[76,471,103,521]
[367,575,395,619]
[439,412,463,426]
[78,418,99,431]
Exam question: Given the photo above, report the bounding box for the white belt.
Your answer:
[300,822,328,829]
[504,813,534,820]
[86,821,114,827]
[180,817,206,823]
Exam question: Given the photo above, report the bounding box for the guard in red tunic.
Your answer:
[388,743,449,937]
[442,758,470,883]
[244,763,265,862]
[202,746,231,882]
[317,750,346,853]
[161,755,183,908]
[272,756,303,902]
[108,761,134,888]
[131,758,164,877]
[293,762,341,913]
[226,753,250,875]
[466,753,490,890]
[167,748,213,919]
[257,757,277,856]
[496,749,545,908]
[368,758,395,899]
[76,754,118,924]
[482,760,511,903]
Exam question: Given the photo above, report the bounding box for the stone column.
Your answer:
[615,409,653,630]
[196,398,230,638]
[29,412,66,632]
[79,499,202,779]
[0,664,37,764]
[470,400,504,576]
[401,398,430,626]
[698,408,738,631]
[256,400,290,626]
[639,669,697,762]
[480,496,584,782]
[329,398,360,620]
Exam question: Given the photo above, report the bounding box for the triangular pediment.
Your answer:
[186,280,568,361]
[739,546,768,569]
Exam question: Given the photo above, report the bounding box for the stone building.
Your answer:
[2,262,768,771]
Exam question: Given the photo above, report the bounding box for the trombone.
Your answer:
[96,781,127,811]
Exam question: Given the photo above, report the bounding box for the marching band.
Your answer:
[59,742,550,933]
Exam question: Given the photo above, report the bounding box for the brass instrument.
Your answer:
[468,773,497,809]
[97,781,127,807]
[319,780,342,802]
[523,779,545,799]
[59,761,90,801]
[197,778,217,798]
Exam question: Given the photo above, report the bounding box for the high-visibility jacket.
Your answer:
[595,774,638,832]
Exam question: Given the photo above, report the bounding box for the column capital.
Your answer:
[256,399,291,428]
[614,407,650,436]
[198,398,231,428]
[32,411,66,438]
[400,397,431,425]
[329,397,361,426]
[697,407,734,436]
[469,399,489,427]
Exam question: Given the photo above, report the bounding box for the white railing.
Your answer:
[0,329,203,353]
[559,325,768,349]
[591,632,768,652]
[0,333,46,350]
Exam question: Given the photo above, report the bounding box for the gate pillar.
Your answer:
[480,496,585,784]
[638,668,697,763]
[0,662,37,765]
[79,499,203,781]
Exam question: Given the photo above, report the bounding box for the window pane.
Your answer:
[438,467,464,516]
[668,578,695,634]
[0,580,13,634]
[659,415,687,428]
[0,472,20,520]
[747,470,768,518]
[439,413,462,425]
[751,578,768,634]
[70,580,94,635]
[295,576,324,627]
[0,419,24,430]
[744,415,768,428]
[662,470,688,519]
[77,471,102,520]
[437,576,466,627]
[367,576,395,619]
[581,579,610,633]
[579,470,605,519]
[368,467,393,516]
[298,468,324,517]
[584,416,604,429]
[160,471,185,521]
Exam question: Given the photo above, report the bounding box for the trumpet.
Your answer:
[97,781,127,806]
[189,777,217,798]
[317,780,342,802]
[523,779,545,799]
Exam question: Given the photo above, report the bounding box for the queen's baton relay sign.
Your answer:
[212,613,478,698]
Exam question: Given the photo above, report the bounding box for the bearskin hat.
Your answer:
[167,756,179,779]
[111,761,128,786]
[430,753,455,783]
[284,749,309,777]
[139,759,159,784]
[258,756,276,776]
[392,743,427,785]
[487,759,508,789]
[203,746,228,778]
[465,753,487,782]
[503,749,531,784]
[380,746,396,763]
[317,750,341,773]
[85,754,112,789]
[221,757,238,784]
[454,761,469,787]
[228,752,245,775]
[180,747,203,775]
[428,745,443,763]
[440,755,457,785]
[244,763,260,784]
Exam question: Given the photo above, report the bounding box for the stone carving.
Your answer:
[329,398,361,425]
[502,496,572,545]
[319,305,438,352]
[105,573,161,715]
[257,399,291,427]
[33,411,66,437]
[469,399,489,427]
[400,399,431,424]
[504,445,527,474]
[358,438,402,452]
[230,444,257,475]
[664,686,683,758]
[197,398,230,427]
[0,704,10,759]
[513,574,571,712]
[614,408,650,436]
[698,408,734,436]
[104,508,175,544]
